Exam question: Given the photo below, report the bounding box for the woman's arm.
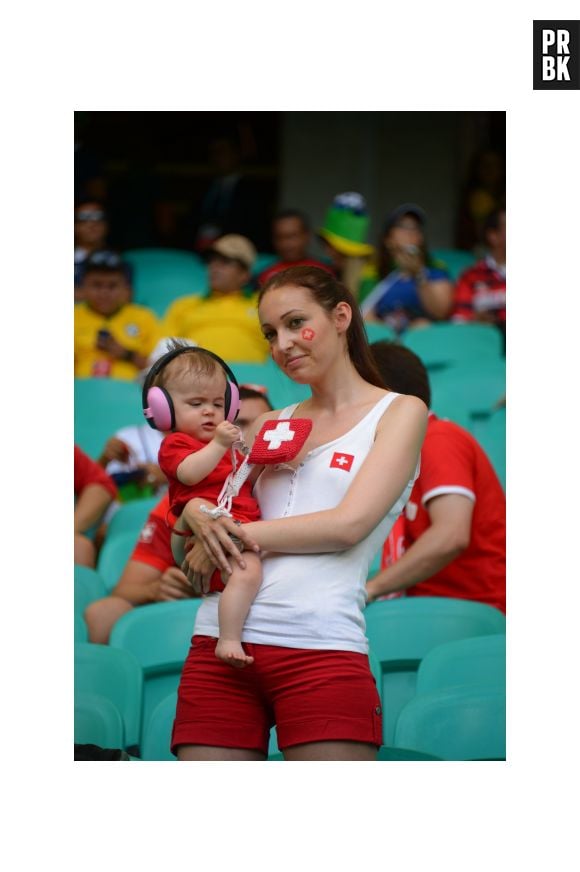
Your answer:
[74,483,115,533]
[243,394,427,552]
[416,275,454,320]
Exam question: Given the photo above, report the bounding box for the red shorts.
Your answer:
[171,635,383,756]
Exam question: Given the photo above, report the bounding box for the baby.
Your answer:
[152,345,262,668]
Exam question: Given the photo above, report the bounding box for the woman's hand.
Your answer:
[180,498,260,575]
[180,539,218,596]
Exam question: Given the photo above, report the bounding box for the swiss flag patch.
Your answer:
[247,419,312,464]
[330,452,354,472]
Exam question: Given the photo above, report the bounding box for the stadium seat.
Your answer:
[364,597,506,745]
[429,358,506,428]
[74,692,126,749]
[470,407,506,490]
[401,323,503,371]
[416,634,506,697]
[105,496,159,542]
[124,248,208,318]
[394,686,506,760]
[74,565,108,617]
[365,322,398,344]
[109,599,202,741]
[75,611,89,643]
[431,248,477,281]
[74,643,143,750]
[74,378,144,460]
[228,361,287,408]
[97,529,140,592]
[376,745,440,761]
[141,691,178,761]
[251,253,278,278]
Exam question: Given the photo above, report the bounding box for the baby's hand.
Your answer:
[214,421,242,448]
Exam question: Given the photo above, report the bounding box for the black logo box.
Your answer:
[533,20,580,89]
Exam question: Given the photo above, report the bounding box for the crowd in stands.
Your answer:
[74,180,506,761]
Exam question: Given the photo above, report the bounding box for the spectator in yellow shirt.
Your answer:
[162,235,269,363]
[74,252,160,380]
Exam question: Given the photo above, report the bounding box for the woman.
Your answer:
[172,265,427,760]
[361,204,453,334]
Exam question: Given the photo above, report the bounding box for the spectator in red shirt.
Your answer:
[74,445,118,567]
[257,210,333,286]
[452,206,506,346]
[84,387,273,643]
[365,342,505,613]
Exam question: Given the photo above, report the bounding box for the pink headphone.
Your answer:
[142,346,240,431]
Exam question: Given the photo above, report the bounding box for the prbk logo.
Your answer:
[533,21,580,89]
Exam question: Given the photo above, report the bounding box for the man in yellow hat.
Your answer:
[162,234,269,363]
[317,192,377,302]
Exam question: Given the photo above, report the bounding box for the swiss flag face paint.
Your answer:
[301,327,315,341]
[330,452,354,472]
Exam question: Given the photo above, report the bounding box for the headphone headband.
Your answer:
[142,345,240,430]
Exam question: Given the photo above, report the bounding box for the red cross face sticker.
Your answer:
[330,452,354,472]
[301,327,315,341]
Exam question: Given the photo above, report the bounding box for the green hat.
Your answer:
[318,192,374,257]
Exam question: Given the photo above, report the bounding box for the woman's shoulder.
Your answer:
[377,392,429,428]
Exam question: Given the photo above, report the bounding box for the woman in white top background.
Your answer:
[173,265,427,761]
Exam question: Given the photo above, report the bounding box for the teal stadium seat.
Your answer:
[141,691,178,761]
[74,378,144,460]
[229,360,311,410]
[109,599,202,742]
[394,686,506,760]
[105,496,159,542]
[364,322,398,344]
[124,249,208,318]
[365,597,506,745]
[74,643,143,750]
[75,611,89,643]
[431,248,477,282]
[74,565,108,616]
[376,745,440,761]
[429,359,506,429]
[416,634,506,697]
[96,529,140,592]
[401,322,503,371]
[470,407,506,490]
[74,692,126,749]
[251,253,278,278]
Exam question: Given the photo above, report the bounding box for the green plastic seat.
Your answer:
[429,359,506,428]
[75,643,143,750]
[416,634,506,697]
[364,597,506,745]
[470,407,506,490]
[75,610,89,643]
[365,323,398,344]
[105,496,159,542]
[402,323,503,371]
[75,379,144,460]
[109,599,202,741]
[74,692,126,749]
[97,529,140,592]
[430,248,477,281]
[394,686,506,761]
[124,248,208,318]
[141,691,178,761]
[251,253,278,278]
[74,565,108,618]
[376,745,440,761]
[228,360,287,408]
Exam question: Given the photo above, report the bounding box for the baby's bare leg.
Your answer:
[216,552,262,669]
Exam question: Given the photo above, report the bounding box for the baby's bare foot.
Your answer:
[215,639,255,669]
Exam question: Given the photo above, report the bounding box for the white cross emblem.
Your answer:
[334,455,349,466]
[263,421,296,450]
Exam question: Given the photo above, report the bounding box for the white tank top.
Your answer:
[193,392,418,653]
